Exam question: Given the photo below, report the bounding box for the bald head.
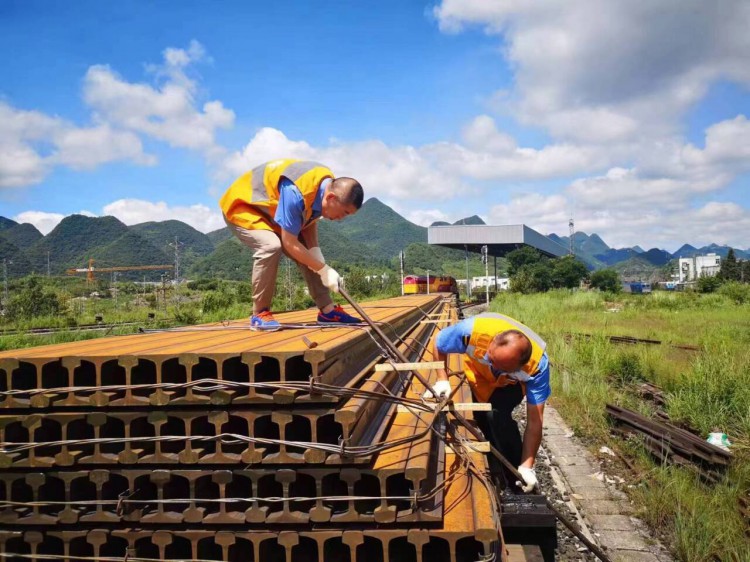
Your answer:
[330,177,364,209]
[487,330,532,372]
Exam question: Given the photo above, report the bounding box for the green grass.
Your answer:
[490,289,750,560]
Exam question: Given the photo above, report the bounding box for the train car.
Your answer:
[403,274,428,294]
[403,274,458,295]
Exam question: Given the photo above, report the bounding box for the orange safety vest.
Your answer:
[219,159,334,231]
[464,313,546,402]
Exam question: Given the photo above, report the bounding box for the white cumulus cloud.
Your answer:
[102,199,225,233]
[0,102,152,188]
[83,40,234,157]
[13,210,96,235]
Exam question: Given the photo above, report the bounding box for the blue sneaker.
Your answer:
[250,309,281,331]
[317,305,362,324]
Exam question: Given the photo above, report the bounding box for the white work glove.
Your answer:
[423,380,452,401]
[308,246,325,265]
[317,264,341,293]
[516,465,537,493]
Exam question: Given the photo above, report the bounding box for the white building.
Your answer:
[464,276,510,291]
[678,253,721,282]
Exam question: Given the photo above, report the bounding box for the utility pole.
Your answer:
[426,270,430,295]
[465,245,470,301]
[399,251,405,296]
[482,245,489,304]
[47,251,51,277]
[2,259,10,306]
[168,237,184,284]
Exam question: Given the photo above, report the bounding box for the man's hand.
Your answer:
[423,380,451,401]
[308,246,325,264]
[317,265,341,293]
[516,466,537,493]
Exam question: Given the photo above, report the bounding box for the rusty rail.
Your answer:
[0,294,504,561]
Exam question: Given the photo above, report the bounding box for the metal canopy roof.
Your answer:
[427,224,567,258]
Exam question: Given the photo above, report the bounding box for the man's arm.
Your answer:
[300,221,319,249]
[433,337,449,383]
[521,401,545,468]
[280,228,325,271]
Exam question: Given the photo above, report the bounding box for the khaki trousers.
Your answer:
[224,219,332,314]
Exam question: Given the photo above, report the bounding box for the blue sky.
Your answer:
[1,0,749,252]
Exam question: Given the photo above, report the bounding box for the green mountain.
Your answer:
[130,220,214,273]
[207,227,233,246]
[0,222,43,251]
[131,220,214,254]
[26,215,130,274]
[0,217,18,231]
[0,237,32,278]
[190,238,254,281]
[321,197,426,260]
[612,256,665,282]
[87,231,172,279]
[454,215,486,226]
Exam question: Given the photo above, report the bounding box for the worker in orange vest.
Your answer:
[427,312,550,492]
[220,159,364,330]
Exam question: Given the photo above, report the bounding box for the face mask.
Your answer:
[506,370,534,383]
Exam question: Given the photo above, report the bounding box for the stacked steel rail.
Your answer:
[606,404,731,483]
[0,295,501,562]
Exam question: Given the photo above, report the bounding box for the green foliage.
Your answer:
[607,352,651,385]
[718,281,750,304]
[321,198,426,260]
[26,215,130,274]
[551,255,589,288]
[201,290,235,313]
[343,267,374,297]
[173,305,200,325]
[696,274,722,293]
[0,223,43,251]
[188,279,220,291]
[489,290,750,559]
[0,237,32,278]
[590,269,621,292]
[189,238,254,281]
[506,246,544,275]
[4,276,63,320]
[506,249,586,293]
[718,248,741,281]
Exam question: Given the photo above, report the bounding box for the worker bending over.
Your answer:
[428,312,550,493]
[220,159,364,330]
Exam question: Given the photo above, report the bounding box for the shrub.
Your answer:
[718,281,750,305]
[607,352,649,385]
[4,277,63,321]
[696,274,722,293]
[590,269,621,292]
[201,290,235,313]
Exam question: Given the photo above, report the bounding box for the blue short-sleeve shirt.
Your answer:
[274,177,328,235]
[435,317,551,405]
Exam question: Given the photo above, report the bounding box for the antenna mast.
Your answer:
[568,217,575,256]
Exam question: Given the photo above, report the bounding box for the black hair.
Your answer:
[331,177,364,209]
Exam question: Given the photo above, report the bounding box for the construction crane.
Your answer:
[66,259,174,283]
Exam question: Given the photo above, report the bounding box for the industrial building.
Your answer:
[678,253,722,283]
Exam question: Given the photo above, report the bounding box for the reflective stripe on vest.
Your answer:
[220,159,333,230]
